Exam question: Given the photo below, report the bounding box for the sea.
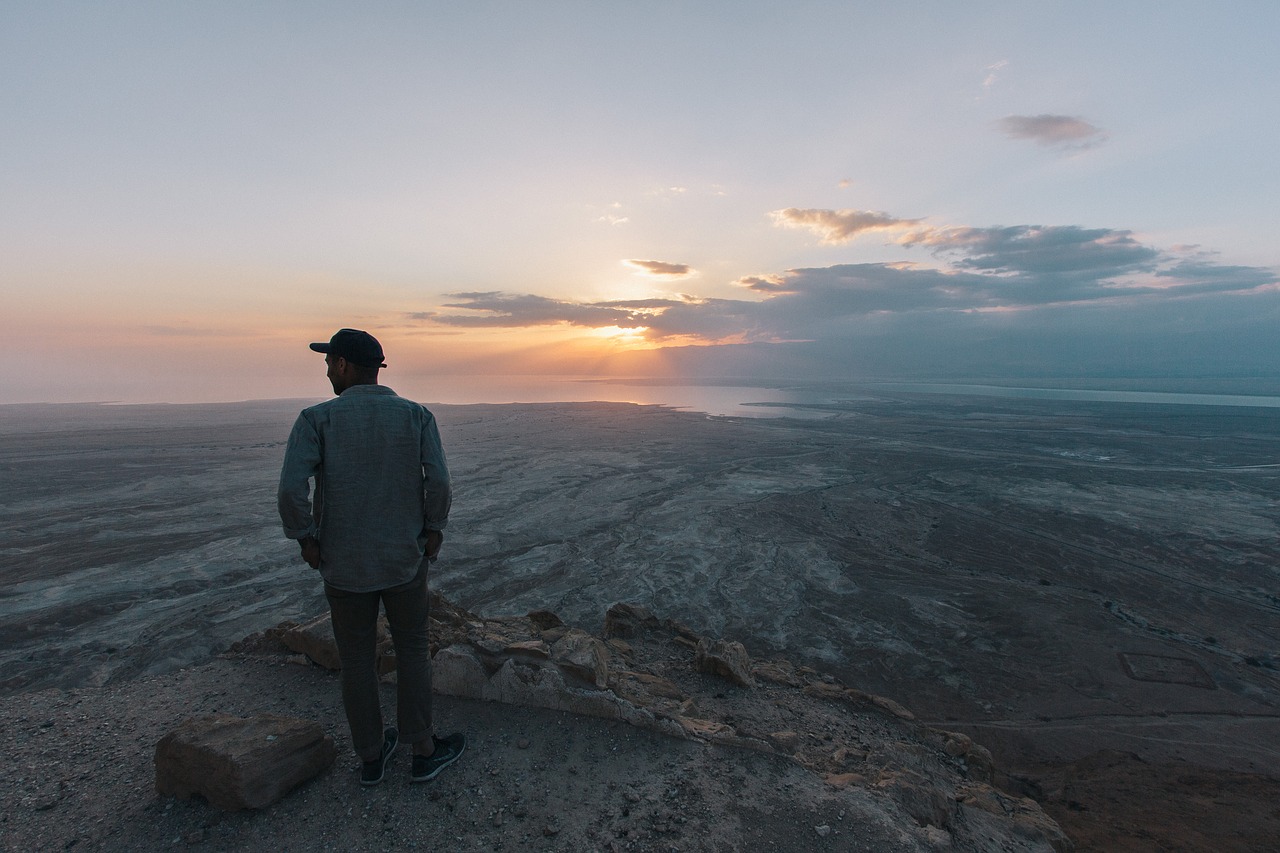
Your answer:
[387,375,1280,418]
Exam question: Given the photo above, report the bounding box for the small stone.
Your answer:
[543,825,560,837]
[517,738,530,749]
[815,824,832,837]
[767,731,801,753]
[693,638,754,687]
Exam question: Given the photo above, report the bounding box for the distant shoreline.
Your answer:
[6,374,1280,416]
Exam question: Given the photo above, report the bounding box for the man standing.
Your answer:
[278,328,464,785]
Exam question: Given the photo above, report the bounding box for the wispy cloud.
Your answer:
[999,114,1106,148]
[771,208,924,244]
[414,292,682,330]
[624,259,695,278]
[983,59,1009,90]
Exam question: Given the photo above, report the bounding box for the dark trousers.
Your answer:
[324,562,433,761]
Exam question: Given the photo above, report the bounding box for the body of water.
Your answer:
[392,375,1280,418]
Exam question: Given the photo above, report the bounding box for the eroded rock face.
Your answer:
[154,714,335,811]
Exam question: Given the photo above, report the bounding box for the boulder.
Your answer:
[603,603,660,638]
[694,637,754,687]
[550,630,610,689]
[279,612,396,673]
[155,714,335,810]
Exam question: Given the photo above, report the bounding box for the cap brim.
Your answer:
[309,342,331,353]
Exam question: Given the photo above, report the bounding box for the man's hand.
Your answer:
[425,530,444,562]
[298,535,321,569]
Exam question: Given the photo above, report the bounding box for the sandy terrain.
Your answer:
[1,392,1278,849]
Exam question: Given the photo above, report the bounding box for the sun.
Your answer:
[588,325,656,347]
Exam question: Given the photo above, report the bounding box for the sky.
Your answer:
[3,1,1279,404]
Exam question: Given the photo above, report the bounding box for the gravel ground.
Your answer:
[1,654,947,853]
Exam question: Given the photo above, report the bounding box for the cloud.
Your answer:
[902,225,1159,279]
[418,292,681,330]
[417,204,1278,378]
[771,208,924,244]
[999,114,1106,148]
[983,60,1009,90]
[736,274,790,293]
[624,259,695,278]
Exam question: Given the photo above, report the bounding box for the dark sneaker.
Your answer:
[411,733,466,783]
[360,728,398,786]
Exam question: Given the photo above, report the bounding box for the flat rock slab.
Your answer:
[155,713,335,810]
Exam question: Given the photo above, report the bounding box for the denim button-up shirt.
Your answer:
[277,384,451,592]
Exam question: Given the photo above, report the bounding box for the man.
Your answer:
[278,328,464,785]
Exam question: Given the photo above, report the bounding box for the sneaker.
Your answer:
[360,728,398,786]
[411,733,466,783]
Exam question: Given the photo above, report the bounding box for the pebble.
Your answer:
[815,824,832,837]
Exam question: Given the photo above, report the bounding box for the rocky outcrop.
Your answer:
[154,714,335,811]
[276,594,1070,850]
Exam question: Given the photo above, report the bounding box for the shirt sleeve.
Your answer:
[278,411,322,540]
[420,411,452,531]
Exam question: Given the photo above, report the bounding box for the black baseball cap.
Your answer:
[309,328,387,368]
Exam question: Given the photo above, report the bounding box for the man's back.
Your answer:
[278,384,451,592]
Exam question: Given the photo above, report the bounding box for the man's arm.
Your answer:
[420,410,452,557]
[278,412,323,566]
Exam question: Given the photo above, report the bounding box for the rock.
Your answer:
[803,682,846,701]
[869,694,915,720]
[957,782,1073,852]
[693,638,754,687]
[279,612,395,673]
[823,772,865,789]
[603,603,660,638]
[154,714,335,811]
[752,659,803,687]
[432,644,491,697]
[921,825,953,849]
[527,609,563,630]
[551,630,610,689]
[615,670,685,702]
[504,640,551,659]
[675,716,735,739]
[875,769,952,830]
[965,744,994,782]
[814,824,832,837]
[767,731,801,753]
[279,613,341,670]
[943,733,972,757]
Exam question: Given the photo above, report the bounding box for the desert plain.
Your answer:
[1,387,1278,850]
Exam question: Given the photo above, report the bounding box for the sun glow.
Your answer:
[589,325,656,346]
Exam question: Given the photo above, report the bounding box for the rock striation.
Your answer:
[154,713,335,811]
